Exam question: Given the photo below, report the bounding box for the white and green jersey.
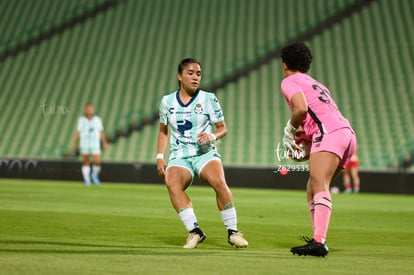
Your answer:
[77,115,103,153]
[159,89,224,160]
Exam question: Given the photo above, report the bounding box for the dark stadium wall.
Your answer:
[0,159,413,194]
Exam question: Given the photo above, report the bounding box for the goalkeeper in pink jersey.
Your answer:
[280,42,357,257]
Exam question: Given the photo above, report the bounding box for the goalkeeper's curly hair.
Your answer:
[280,42,313,73]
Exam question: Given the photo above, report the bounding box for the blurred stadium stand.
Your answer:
[0,0,413,170]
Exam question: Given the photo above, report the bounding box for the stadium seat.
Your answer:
[2,0,412,169]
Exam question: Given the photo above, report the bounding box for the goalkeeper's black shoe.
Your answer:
[290,237,329,257]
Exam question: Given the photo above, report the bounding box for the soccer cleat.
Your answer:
[183,228,206,249]
[91,175,100,186]
[290,237,329,257]
[228,230,248,248]
[84,179,91,186]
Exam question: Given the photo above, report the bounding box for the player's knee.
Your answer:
[309,175,329,190]
[165,180,179,191]
[210,178,229,193]
[165,178,188,193]
[166,184,183,196]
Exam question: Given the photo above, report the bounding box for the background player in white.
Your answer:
[156,58,248,249]
[72,103,108,186]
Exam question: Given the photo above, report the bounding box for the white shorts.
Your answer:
[80,146,101,155]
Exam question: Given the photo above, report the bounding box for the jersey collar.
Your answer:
[84,115,95,120]
[176,89,200,107]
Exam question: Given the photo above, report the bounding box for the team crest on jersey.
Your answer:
[194,103,203,114]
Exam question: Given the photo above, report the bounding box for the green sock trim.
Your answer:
[178,208,188,213]
[223,202,234,210]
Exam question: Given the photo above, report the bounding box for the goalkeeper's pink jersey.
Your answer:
[281,73,353,140]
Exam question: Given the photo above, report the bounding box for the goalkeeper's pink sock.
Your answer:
[313,191,332,243]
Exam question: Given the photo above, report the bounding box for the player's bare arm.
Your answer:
[156,123,168,177]
[100,131,108,150]
[289,92,308,128]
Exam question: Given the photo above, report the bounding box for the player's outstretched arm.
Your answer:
[156,124,168,178]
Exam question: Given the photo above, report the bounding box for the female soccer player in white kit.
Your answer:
[72,103,108,186]
[156,58,248,249]
[280,43,356,257]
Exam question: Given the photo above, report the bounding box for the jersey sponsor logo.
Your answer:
[168,107,191,115]
[89,127,95,133]
[177,119,193,135]
[175,138,197,145]
[214,109,223,118]
[194,103,203,114]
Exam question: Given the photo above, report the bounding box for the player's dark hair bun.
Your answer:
[280,42,313,73]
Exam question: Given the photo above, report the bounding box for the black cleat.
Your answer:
[290,237,329,257]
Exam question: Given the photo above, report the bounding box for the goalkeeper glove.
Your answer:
[282,120,301,153]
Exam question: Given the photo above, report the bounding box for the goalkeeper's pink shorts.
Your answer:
[310,127,357,169]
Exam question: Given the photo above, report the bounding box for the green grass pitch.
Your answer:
[0,179,413,274]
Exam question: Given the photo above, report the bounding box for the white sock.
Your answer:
[220,207,238,231]
[178,208,199,231]
[92,165,101,177]
[82,165,91,181]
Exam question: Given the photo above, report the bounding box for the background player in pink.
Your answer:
[280,42,357,257]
